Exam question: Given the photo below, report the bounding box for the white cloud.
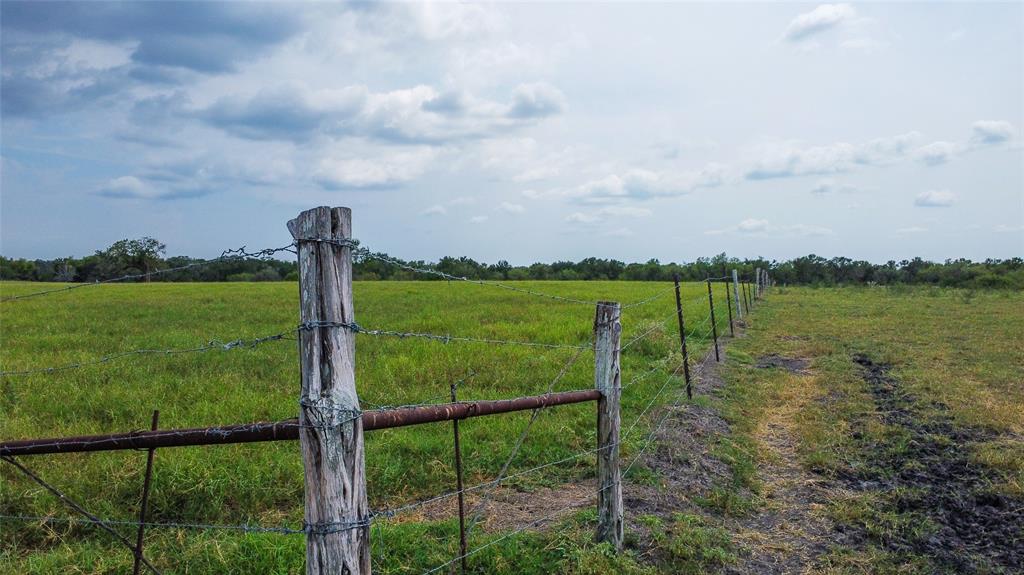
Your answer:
[783,4,857,42]
[746,132,921,179]
[552,164,729,203]
[420,204,447,216]
[94,172,216,200]
[914,141,959,166]
[565,212,599,224]
[507,82,566,119]
[95,176,158,199]
[810,178,859,194]
[497,201,526,214]
[513,165,561,182]
[314,148,438,189]
[474,137,577,184]
[706,218,833,237]
[896,226,928,234]
[195,82,567,145]
[737,218,771,233]
[994,224,1023,233]
[751,123,1015,180]
[407,1,503,41]
[970,120,1016,146]
[469,215,489,224]
[449,196,477,206]
[597,206,654,218]
[564,205,652,225]
[914,190,955,207]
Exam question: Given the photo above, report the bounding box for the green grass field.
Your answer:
[4,282,1020,574]
[0,280,731,574]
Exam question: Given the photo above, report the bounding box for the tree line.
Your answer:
[2,237,1022,289]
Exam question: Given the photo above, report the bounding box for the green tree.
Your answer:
[102,237,167,281]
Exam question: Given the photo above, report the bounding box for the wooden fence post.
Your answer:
[673,274,693,400]
[289,206,370,575]
[732,269,742,319]
[594,301,623,550]
[706,279,720,361]
[722,269,734,338]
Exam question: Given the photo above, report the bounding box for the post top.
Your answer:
[287,206,352,240]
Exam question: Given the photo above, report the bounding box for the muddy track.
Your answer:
[840,354,1024,573]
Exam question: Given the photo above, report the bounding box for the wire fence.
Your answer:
[0,233,769,573]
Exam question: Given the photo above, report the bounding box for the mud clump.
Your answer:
[755,354,810,374]
[841,354,1024,573]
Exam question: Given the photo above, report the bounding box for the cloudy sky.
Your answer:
[2,1,1021,264]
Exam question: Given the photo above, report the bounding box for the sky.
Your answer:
[1,1,1022,265]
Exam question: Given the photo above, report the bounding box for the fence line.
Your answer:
[1,207,772,573]
[1,293,726,377]
[0,322,589,377]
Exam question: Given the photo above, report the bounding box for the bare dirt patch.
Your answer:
[405,481,595,533]
[755,354,811,374]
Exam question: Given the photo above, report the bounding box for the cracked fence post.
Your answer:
[732,269,742,319]
[289,206,370,575]
[594,301,623,551]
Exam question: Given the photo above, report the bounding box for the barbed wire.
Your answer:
[356,250,688,310]
[364,328,718,526]
[315,322,592,351]
[0,513,311,536]
[417,485,604,575]
[1,320,592,377]
[465,346,586,534]
[0,331,297,377]
[2,455,163,574]
[623,352,715,478]
[618,291,710,353]
[1,321,725,544]
[618,309,676,352]
[619,283,679,309]
[621,358,668,390]
[361,371,476,412]
[1,243,297,302]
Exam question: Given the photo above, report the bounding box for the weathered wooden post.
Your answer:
[732,269,742,319]
[706,279,720,361]
[594,301,623,550]
[722,269,734,338]
[289,206,370,575]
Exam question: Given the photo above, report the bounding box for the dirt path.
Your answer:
[726,360,834,574]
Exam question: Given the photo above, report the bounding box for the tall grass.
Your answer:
[0,280,732,573]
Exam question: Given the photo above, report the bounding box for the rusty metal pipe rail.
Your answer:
[0,389,601,457]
